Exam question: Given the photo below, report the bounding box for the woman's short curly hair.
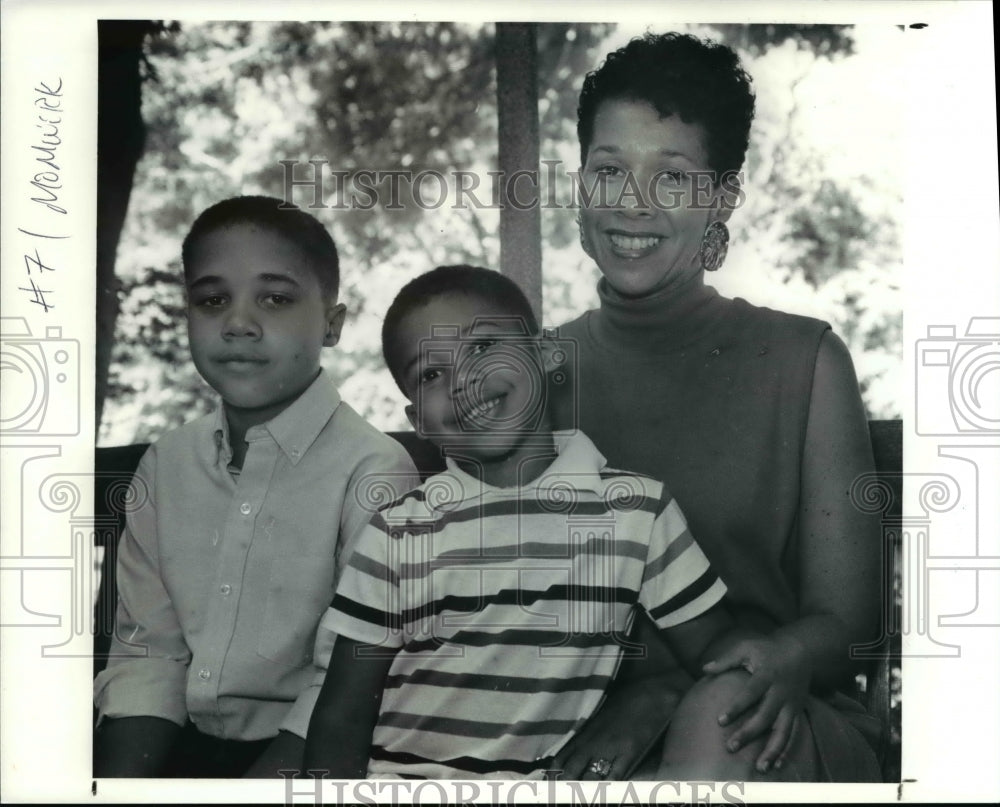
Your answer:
[577,32,756,178]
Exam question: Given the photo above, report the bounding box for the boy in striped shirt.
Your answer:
[305,266,801,780]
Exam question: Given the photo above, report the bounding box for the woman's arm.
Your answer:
[668,332,880,769]
[557,332,880,777]
[784,330,881,686]
[303,637,394,778]
[706,331,882,758]
[553,602,747,779]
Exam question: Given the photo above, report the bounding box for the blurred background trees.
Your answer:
[99,21,903,445]
[97,21,903,776]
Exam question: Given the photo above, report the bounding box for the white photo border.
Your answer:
[2,0,997,803]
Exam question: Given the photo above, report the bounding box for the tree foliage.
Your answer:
[711,23,855,58]
[101,21,902,444]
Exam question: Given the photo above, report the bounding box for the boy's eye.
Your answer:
[593,164,624,178]
[194,294,227,308]
[467,339,498,357]
[659,169,687,184]
[261,293,294,307]
[419,368,444,385]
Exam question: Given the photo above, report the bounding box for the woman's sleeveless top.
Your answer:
[552,277,831,636]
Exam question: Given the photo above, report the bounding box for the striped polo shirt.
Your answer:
[318,430,726,779]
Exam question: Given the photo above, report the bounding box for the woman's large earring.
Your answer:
[699,221,730,272]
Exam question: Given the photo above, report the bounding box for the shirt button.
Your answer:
[290,448,300,459]
[220,584,232,596]
[198,669,211,681]
[239,502,251,515]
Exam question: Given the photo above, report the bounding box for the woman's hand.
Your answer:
[552,676,679,780]
[702,634,810,773]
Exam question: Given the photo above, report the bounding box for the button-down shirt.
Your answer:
[94,372,419,740]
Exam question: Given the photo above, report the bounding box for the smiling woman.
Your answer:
[578,99,735,299]
[550,32,884,781]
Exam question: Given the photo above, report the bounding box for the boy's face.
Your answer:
[394,292,553,463]
[185,223,345,428]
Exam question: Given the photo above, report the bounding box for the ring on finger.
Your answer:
[587,757,613,778]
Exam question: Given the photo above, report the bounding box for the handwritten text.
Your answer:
[19,79,69,312]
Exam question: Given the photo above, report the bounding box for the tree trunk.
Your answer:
[96,21,156,430]
[495,22,542,322]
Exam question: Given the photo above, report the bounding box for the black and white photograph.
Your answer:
[1,2,997,803]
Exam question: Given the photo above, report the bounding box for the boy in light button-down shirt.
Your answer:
[94,196,418,777]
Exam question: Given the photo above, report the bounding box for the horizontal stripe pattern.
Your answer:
[367,493,662,536]
[398,583,638,623]
[320,431,725,779]
[399,627,631,654]
[378,710,578,739]
[396,535,650,574]
[370,745,548,777]
[382,668,611,693]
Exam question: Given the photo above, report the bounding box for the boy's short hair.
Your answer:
[382,265,539,394]
[181,195,340,299]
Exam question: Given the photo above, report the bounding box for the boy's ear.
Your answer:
[539,329,564,375]
[323,302,348,347]
[404,404,419,434]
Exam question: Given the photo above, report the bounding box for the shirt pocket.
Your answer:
[256,552,336,668]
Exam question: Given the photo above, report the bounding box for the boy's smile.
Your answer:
[185,223,345,432]
[392,292,556,487]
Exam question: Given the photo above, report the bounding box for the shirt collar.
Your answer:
[441,430,608,502]
[211,406,234,466]
[212,371,341,466]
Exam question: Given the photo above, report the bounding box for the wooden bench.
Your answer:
[93,421,902,777]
